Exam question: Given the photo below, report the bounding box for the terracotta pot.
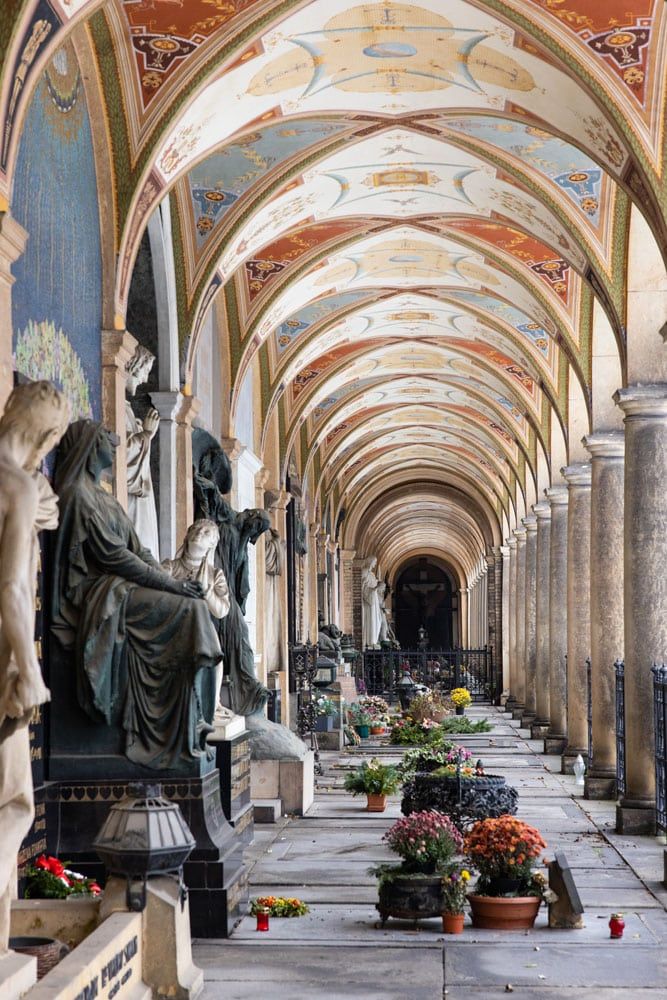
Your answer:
[468,894,541,930]
[442,912,465,934]
[366,793,387,812]
[370,725,384,735]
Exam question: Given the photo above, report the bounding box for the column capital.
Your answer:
[101,328,137,370]
[486,552,496,567]
[513,526,527,542]
[532,500,551,520]
[340,547,356,561]
[498,545,509,558]
[614,383,667,418]
[0,211,28,278]
[544,485,569,506]
[583,429,625,459]
[506,536,517,550]
[265,488,290,511]
[522,514,538,532]
[561,462,592,487]
[176,393,201,427]
[151,389,181,420]
[219,435,245,461]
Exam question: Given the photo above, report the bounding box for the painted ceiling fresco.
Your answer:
[8,0,666,554]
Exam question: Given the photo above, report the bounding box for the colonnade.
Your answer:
[502,384,667,834]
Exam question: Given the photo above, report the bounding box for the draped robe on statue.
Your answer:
[125,400,160,559]
[52,421,221,769]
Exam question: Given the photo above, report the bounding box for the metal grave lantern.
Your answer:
[93,782,195,911]
[397,671,417,711]
[314,653,337,688]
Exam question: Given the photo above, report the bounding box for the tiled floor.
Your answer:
[194,708,667,999]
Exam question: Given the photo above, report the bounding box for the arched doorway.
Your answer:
[394,557,458,649]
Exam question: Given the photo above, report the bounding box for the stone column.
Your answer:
[506,537,518,708]
[459,587,470,648]
[583,431,625,799]
[522,515,538,726]
[614,385,667,833]
[499,545,510,701]
[101,328,138,509]
[544,486,569,754]
[265,488,291,725]
[0,211,27,409]
[532,502,552,738]
[339,548,356,636]
[174,394,200,547]
[512,527,527,718]
[151,389,181,559]
[560,463,592,773]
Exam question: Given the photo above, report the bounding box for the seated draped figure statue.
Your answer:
[51,420,223,770]
[162,518,231,722]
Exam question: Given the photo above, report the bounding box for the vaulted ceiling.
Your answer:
[4,0,667,578]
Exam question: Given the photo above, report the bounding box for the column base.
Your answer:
[584,769,617,800]
[561,747,587,775]
[544,734,567,755]
[511,705,525,721]
[520,710,536,729]
[530,720,550,740]
[504,697,517,713]
[615,800,656,835]
[664,849,667,890]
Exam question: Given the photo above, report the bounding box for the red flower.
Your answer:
[88,883,102,896]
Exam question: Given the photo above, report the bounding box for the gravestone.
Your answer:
[548,851,584,929]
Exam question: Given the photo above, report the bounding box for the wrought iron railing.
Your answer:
[290,642,322,775]
[359,647,494,702]
[615,659,626,798]
[652,663,667,833]
[586,656,592,767]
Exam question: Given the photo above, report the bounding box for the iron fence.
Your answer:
[615,659,626,798]
[586,656,592,767]
[652,663,667,833]
[289,642,322,775]
[359,647,494,702]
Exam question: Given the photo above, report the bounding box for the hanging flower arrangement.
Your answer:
[23,855,102,899]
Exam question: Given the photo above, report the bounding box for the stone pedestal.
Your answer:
[545,486,569,750]
[46,769,247,940]
[533,502,551,730]
[561,463,592,774]
[584,431,624,801]
[210,731,254,846]
[251,752,315,816]
[0,951,36,1000]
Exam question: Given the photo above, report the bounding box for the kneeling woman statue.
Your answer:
[51,420,222,770]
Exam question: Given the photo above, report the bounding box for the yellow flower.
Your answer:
[461,870,471,881]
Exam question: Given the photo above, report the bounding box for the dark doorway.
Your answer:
[394,557,457,649]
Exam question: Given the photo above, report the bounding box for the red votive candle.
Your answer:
[256,907,270,932]
[609,913,625,939]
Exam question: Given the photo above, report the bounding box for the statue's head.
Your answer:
[0,381,71,471]
[248,509,271,541]
[200,446,232,494]
[125,345,155,397]
[184,518,219,560]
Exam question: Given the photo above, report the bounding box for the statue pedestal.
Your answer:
[250,752,315,816]
[0,951,36,1000]
[209,730,254,846]
[46,768,247,939]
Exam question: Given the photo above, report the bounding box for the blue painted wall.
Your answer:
[11,40,102,419]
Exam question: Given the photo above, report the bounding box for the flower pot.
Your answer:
[366,793,387,812]
[9,937,69,980]
[468,894,541,930]
[355,724,370,739]
[442,912,465,934]
[315,715,334,732]
[377,873,444,926]
[370,725,384,735]
[455,705,465,716]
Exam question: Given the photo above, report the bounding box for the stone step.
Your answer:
[253,798,282,823]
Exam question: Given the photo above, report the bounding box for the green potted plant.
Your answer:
[372,810,464,926]
[349,702,371,738]
[314,695,336,732]
[360,695,390,734]
[440,863,472,934]
[343,757,400,812]
[464,815,547,929]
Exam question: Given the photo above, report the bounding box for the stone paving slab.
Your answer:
[195,944,444,1000]
[445,943,667,989]
[444,990,667,999]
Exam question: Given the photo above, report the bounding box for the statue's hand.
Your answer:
[143,407,160,438]
[3,672,50,719]
[179,580,205,599]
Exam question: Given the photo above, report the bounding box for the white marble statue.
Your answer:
[125,344,160,559]
[0,381,70,952]
[162,519,231,722]
[361,556,383,649]
[264,528,286,674]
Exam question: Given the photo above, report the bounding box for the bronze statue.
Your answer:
[51,420,222,770]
